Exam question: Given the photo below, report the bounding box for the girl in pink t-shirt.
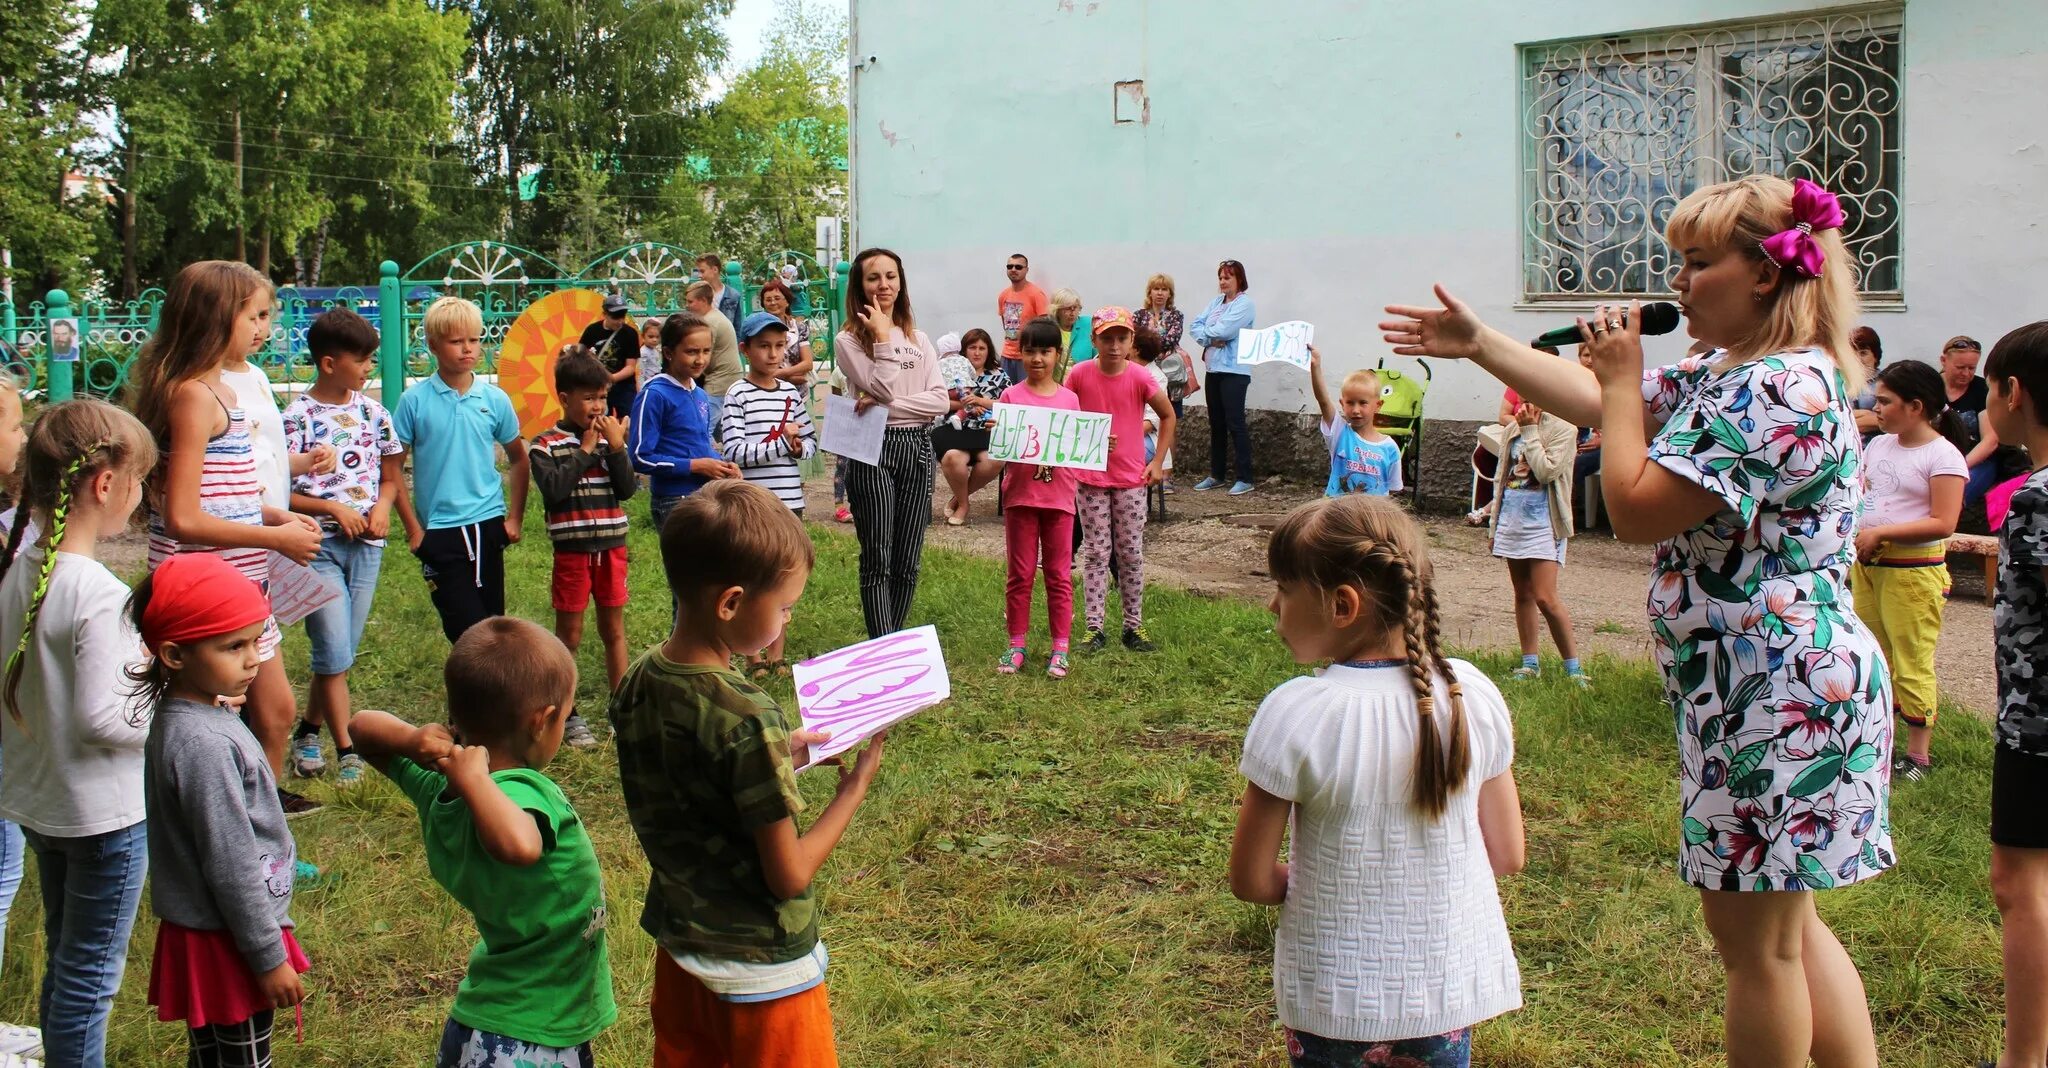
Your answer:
[998,319,1084,677]
[1853,360,1970,780]
[1064,308,1176,654]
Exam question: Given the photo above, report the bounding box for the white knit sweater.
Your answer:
[1238,658,1522,1042]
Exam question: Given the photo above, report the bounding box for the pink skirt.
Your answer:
[149,921,310,1028]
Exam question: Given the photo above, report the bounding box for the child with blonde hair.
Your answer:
[392,295,529,644]
[1231,494,1524,1067]
[0,399,155,1067]
[1309,348,1403,498]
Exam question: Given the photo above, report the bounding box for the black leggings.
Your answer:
[1207,372,1253,482]
[188,1011,275,1067]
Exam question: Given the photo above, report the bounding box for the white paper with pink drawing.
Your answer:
[791,625,949,769]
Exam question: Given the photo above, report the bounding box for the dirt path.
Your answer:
[806,474,1999,716]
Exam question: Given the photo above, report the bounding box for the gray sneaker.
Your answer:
[563,714,600,750]
[291,737,326,778]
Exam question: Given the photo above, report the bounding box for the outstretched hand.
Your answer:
[1380,283,1486,360]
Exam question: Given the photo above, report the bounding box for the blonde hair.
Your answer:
[685,280,714,304]
[1341,369,1381,396]
[1141,273,1175,309]
[422,296,483,344]
[1050,287,1081,311]
[1267,496,1469,818]
[1663,175,1862,392]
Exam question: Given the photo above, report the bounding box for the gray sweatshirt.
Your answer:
[145,698,297,974]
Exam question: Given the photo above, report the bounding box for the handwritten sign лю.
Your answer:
[986,403,1111,472]
[792,625,950,769]
[1236,321,1316,370]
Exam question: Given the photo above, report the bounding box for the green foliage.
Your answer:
[0,0,101,294]
[0,506,2007,1066]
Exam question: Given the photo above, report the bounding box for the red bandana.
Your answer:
[141,555,270,653]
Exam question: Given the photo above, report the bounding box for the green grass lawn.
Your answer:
[0,506,2010,1065]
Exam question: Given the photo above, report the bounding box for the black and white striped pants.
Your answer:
[845,426,936,637]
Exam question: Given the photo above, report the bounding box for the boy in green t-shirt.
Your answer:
[610,479,885,1066]
[352,617,615,1066]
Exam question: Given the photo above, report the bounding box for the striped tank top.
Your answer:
[148,406,272,597]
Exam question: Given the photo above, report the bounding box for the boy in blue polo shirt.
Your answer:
[393,296,531,643]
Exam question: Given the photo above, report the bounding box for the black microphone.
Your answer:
[1529,302,1681,349]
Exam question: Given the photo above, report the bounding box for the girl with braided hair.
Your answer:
[1230,495,1525,1067]
[0,398,158,1067]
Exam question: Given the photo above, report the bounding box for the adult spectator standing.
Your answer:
[757,278,814,387]
[694,253,743,333]
[836,247,948,638]
[684,282,745,425]
[1939,334,2010,509]
[579,293,641,417]
[1189,259,1257,495]
[997,253,1049,382]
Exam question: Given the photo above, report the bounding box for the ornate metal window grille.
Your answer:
[1521,8,1902,302]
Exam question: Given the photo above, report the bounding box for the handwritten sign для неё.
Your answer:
[1235,320,1315,370]
[985,403,1111,472]
[792,624,950,769]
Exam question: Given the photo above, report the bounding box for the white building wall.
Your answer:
[849,0,2048,422]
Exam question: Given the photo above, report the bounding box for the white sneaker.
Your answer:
[0,1052,42,1068]
[0,1022,44,1058]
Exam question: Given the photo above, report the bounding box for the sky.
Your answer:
[718,0,849,80]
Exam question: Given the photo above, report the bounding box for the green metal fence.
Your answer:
[2,243,852,406]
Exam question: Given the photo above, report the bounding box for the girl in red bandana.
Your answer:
[133,554,311,1068]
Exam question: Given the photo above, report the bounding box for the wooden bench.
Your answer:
[1948,533,2000,604]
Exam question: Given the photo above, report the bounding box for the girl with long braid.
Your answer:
[1229,495,1525,1068]
[128,261,324,819]
[0,399,158,1067]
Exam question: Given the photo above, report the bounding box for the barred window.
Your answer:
[1520,8,1902,302]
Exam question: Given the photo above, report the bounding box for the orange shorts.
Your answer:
[651,948,837,1068]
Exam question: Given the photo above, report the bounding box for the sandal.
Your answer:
[748,661,773,682]
[773,659,793,678]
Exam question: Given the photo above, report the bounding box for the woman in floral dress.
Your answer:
[1382,175,1890,1067]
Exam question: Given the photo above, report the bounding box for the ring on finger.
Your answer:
[1607,319,1623,330]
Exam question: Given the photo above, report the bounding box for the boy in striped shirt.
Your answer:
[720,312,816,677]
[530,349,637,744]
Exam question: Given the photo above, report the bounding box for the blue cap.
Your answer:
[738,311,787,341]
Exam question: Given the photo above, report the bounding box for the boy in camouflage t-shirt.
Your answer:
[610,480,884,1067]
[1984,321,2048,1068]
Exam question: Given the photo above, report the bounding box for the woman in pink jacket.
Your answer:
[835,248,950,637]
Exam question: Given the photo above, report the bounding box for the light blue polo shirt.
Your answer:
[392,373,520,530]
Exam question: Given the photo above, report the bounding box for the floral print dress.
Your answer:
[1641,349,1895,892]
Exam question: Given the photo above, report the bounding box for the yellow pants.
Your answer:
[1852,554,1949,728]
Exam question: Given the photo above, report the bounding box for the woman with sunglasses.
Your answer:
[1189,260,1257,494]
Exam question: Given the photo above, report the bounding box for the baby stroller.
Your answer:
[1373,357,1431,510]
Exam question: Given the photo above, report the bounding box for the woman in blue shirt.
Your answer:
[1188,259,1257,494]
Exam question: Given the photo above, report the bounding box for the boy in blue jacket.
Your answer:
[630,313,741,532]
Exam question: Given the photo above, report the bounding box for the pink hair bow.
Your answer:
[1759,178,1846,278]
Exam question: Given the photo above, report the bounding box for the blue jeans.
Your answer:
[22,821,147,1068]
[305,534,384,675]
[1967,457,2002,511]
[0,816,22,972]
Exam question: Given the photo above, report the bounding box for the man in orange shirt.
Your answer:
[996,253,1048,382]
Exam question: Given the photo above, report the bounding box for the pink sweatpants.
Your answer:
[1078,484,1146,631]
[1004,505,1074,649]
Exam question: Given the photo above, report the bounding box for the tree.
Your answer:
[0,0,101,295]
[449,0,732,264]
[689,0,847,269]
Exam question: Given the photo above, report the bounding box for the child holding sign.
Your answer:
[997,318,1083,678]
[611,480,884,1068]
[1308,346,1402,497]
[1067,307,1175,654]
